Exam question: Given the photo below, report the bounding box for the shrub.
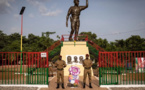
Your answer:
[92,63,97,69]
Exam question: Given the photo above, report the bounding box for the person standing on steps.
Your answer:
[82,54,93,88]
[55,55,67,89]
[66,0,88,41]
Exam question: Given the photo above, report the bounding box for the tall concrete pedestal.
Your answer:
[60,41,93,76]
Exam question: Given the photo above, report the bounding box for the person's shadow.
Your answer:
[79,77,100,88]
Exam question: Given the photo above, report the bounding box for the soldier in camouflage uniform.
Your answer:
[82,54,93,88]
[55,55,67,89]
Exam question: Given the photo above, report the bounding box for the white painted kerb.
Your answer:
[100,85,145,88]
[0,85,48,88]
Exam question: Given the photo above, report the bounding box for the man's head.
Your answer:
[86,54,89,59]
[74,0,79,6]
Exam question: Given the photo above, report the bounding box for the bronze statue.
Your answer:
[66,0,88,41]
[79,56,83,64]
[67,56,72,64]
[74,56,78,63]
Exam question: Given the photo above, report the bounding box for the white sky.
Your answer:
[0,0,145,42]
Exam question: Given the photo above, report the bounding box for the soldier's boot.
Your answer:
[62,83,65,89]
[89,83,93,88]
[83,83,85,88]
[56,83,59,89]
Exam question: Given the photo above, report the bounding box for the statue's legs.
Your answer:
[69,20,75,41]
[69,30,74,41]
[74,20,80,41]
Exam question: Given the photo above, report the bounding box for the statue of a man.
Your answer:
[66,0,88,41]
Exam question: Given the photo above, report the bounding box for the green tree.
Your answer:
[0,30,7,51]
[97,38,109,49]
[125,35,145,51]
[114,39,126,51]
[2,40,20,52]
[79,32,97,42]
[1,30,145,52]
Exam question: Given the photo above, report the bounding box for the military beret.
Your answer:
[86,54,89,56]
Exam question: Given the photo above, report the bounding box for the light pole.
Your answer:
[19,6,25,74]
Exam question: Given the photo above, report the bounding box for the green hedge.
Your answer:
[49,44,61,59]
[87,43,99,60]
[92,63,97,69]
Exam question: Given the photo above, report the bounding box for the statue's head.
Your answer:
[79,56,83,64]
[67,56,72,63]
[74,56,78,62]
[74,0,79,6]
[79,56,83,61]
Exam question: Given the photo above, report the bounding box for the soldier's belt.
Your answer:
[57,68,63,70]
[85,67,91,69]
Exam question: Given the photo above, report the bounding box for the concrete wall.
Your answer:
[60,41,93,76]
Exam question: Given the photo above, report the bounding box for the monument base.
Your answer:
[60,41,93,76]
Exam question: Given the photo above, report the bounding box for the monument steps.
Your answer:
[88,40,124,67]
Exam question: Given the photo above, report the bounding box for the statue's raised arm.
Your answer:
[66,0,89,41]
[79,0,88,11]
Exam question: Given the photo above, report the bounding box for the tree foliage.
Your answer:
[0,30,145,53]
[0,30,145,63]
[79,32,145,51]
[0,30,55,52]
